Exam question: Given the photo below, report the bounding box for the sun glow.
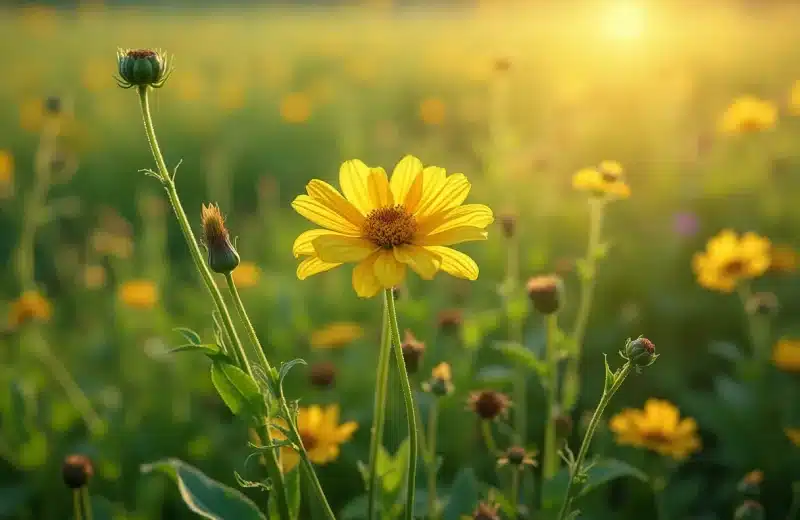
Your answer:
[602,2,646,41]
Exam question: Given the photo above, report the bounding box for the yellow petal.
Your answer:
[352,253,382,298]
[312,235,377,263]
[335,421,359,442]
[394,244,441,280]
[291,195,361,235]
[339,159,372,215]
[306,405,323,430]
[373,250,407,288]
[417,204,494,236]
[390,155,423,205]
[415,173,470,219]
[292,229,348,258]
[280,447,301,473]
[425,246,479,280]
[367,167,393,208]
[403,169,424,214]
[416,226,488,246]
[297,255,341,280]
[415,166,447,213]
[305,179,365,227]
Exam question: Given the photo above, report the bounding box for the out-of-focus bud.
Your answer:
[497,446,536,469]
[525,274,564,315]
[201,203,240,274]
[401,330,425,374]
[745,292,779,317]
[422,362,454,397]
[44,96,62,116]
[734,500,764,520]
[62,454,94,489]
[116,48,171,89]
[554,410,573,439]
[308,361,337,389]
[472,502,500,520]
[498,212,517,239]
[737,470,764,499]
[437,308,463,332]
[467,390,511,421]
[623,337,658,368]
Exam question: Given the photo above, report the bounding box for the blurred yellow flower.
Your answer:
[271,404,358,472]
[789,81,800,115]
[83,265,107,290]
[310,322,364,349]
[572,161,630,199]
[90,230,133,260]
[718,96,776,134]
[8,291,52,329]
[291,156,493,297]
[231,262,261,288]
[419,97,446,125]
[118,280,158,310]
[769,244,797,273]
[692,230,770,293]
[422,362,454,396]
[280,93,312,124]
[218,81,246,111]
[173,71,203,102]
[610,399,701,461]
[431,362,452,382]
[82,60,114,92]
[0,150,14,190]
[772,339,800,372]
[786,428,800,447]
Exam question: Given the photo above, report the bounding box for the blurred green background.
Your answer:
[1,1,799,519]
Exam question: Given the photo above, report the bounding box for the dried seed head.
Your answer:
[201,203,240,274]
[401,330,425,374]
[745,292,779,317]
[62,454,94,489]
[497,446,537,470]
[308,361,337,389]
[525,275,564,315]
[467,390,511,421]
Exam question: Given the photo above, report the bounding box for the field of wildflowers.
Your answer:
[1,2,799,519]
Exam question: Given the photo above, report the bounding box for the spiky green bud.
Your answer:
[116,49,171,89]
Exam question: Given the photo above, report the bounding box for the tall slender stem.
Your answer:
[543,314,560,479]
[135,86,291,520]
[367,304,391,520]
[385,289,418,520]
[81,487,93,520]
[557,362,632,520]
[506,234,527,444]
[562,199,604,411]
[426,400,440,519]
[224,274,274,373]
[481,420,498,456]
[73,490,83,520]
[510,470,520,517]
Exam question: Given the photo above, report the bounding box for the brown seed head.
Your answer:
[472,502,500,520]
[127,49,158,59]
[468,390,511,421]
[62,454,94,489]
[401,330,425,374]
[493,57,511,73]
[437,308,463,331]
[525,274,564,315]
[201,203,229,247]
[308,361,337,389]
[555,411,573,439]
[498,212,517,239]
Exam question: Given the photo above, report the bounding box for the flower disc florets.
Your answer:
[362,205,416,249]
[116,48,171,89]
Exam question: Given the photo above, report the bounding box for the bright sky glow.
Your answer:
[602,2,647,41]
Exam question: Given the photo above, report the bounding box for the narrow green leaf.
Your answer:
[278,359,307,388]
[383,437,410,494]
[442,468,478,520]
[492,341,547,379]
[603,354,615,393]
[476,365,515,385]
[168,343,221,356]
[174,327,202,346]
[141,458,267,520]
[211,362,264,416]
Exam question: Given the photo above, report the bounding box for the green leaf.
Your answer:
[442,468,479,520]
[475,365,515,385]
[174,327,202,346]
[278,359,307,389]
[267,467,300,520]
[0,485,30,517]
[491,341,547,379]
[541,459,649,509]
[383,437,410,494]
[603,354,615,393]
[210,361,264,417]
[141,458,267,520]
[169,343,221,357]
[340,495,368,520]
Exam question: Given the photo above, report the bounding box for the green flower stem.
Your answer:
[543,313,560,479]
[296,445,337,520]
[557,361,633,520]
[651,476,667,520]
[426,399,440,520]
[385,288,418,520]
[506,234,527,445]
[737,284,770,365]
[81,487,93,520]
[562,198,605,411]
[135,86,291,520]
[367,303,392,520]
[481,420,498,456]
[510,469,520,517]
[73,490,83,520]
[223,274,275,374]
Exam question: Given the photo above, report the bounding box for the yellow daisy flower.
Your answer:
[272,404,358,473]
[8,291,52,329]
[786,428,800,447]
[609,399,701,461]
[291,156,494,298]
[572,161,630,199]
[280,92,312,124]
[718,96,777,134]
[231,262,261,289]
[419,97,446,126]
[692,230,771,293]
[772,339,800,372]
[0,149,14,187]
[118,280,158,310]
[310,322,364,349]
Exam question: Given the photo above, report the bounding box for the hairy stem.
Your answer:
[543,314,561,479]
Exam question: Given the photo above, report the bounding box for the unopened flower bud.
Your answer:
[308,361,337,389]
[745,292,778,317]
[737,470,764,499]
[624,337,657,367]
[525,275,564,315]
[498,212,517,239]
[201,203,240,274]
[437,309,463,332]
[472,502,500,520]
[62,454,94,489]
[116,48,171,89]
[468,390,511,421]
[734,500,764,520]
[422,362,454,397]
[401,330,425,374]
[44,96,62,116]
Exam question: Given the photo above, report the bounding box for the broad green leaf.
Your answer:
[211,362,264,417]
[174,327,202,346]
[169,343,221,357]
[442,468,478,520]
[383,437,410,494]
[491,341,547,378]
[541,459,649,509]
[141,458,267,520]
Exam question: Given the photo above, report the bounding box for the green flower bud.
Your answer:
[116,48,171,89]
[201,203,240,274]
[734,500,764,520]
[624,337,657,367]
[525,274,564,315]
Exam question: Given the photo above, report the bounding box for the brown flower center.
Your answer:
[299,430,318,451]
[641,430,671,445]
[127,49,157,59]
[362,205,416,249]
[722,258,745,276]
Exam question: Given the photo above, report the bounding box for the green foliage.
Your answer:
[210,361,265,417]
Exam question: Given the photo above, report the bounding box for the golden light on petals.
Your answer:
[692,230,770,293]
[609,399,701,461]
[572,161,630,199]
[310,322,364,349]
[772,339,800,372]
[718,96,777,134]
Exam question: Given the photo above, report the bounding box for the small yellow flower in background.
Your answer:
[422,362,454,396]
[280,92,312,124]
[769,244,797,273]
[90,230,133,260]
[0,150,14,197]
[83,265,107,290]
[609,398,701,461]
[118,280,158,310]
[8,291,52,329]
[82,60,114,92]
[271,404,358,473]
[231,262,261,288]
[786,428,800,447]
[173,71,203,102]
[718,96,777,134]
[572,161,631,199]
[217,80,246,112]
[291,155,494,298]
[419,97,446,125]
[310,322,364,349]
[789,81,800,115]
[772,339,800,372]
[692,230,771,293]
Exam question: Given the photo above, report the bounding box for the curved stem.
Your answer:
[426,400,440,520]
[543,314,560,479]
[481,420,498,456]
[367,304,391,520]
[557,362,632,520]
[385,289,418,520]
[135,86,291,520]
